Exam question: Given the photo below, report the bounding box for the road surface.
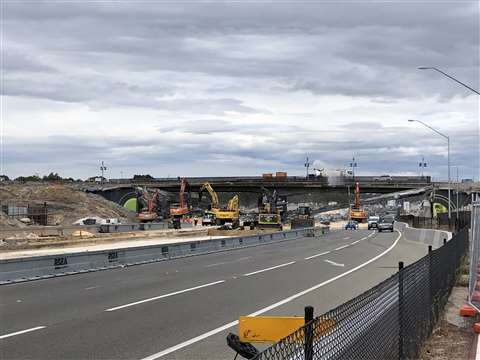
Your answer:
[0,229,426,359]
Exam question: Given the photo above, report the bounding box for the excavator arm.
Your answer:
[226,195,239,211]
[199,182,219,209]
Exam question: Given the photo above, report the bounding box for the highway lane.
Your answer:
[0,229,398,359]
[0,230,370,332]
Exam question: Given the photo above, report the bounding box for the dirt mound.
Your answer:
[0,183,136,227]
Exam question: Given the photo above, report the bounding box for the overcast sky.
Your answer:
[1,0,479,180]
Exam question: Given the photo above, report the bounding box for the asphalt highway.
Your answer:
[0,229,408,359]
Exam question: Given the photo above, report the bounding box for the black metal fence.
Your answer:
[254,226,469,360]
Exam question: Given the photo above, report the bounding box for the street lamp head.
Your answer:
[407,119,416,122]
[417,67,432,70]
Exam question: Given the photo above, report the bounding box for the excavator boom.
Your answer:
[199,182,219,209]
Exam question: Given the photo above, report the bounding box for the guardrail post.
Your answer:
[398,261,404,360]
[304,306,314,360]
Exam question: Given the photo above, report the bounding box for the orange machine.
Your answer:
[349,182,367,223]
[170,178,190,229]
[137,189,160,222]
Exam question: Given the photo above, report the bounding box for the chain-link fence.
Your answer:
[254,226,469,360]
[468,197,480,312]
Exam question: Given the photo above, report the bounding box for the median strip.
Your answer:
[0,326,46,340]
[243,261,296,277]
[105,280,226,312]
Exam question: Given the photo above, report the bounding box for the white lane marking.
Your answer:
[324,259,345,267]
[140,230,402,360]
[243,261,296,277]
[334,244,349,251]
[85,286,101,290]
[205,256,252,268]
[105,280,226,312]
[343,237,350,240]
[0,326,46,340]
[351,240,361,244]
[305,251,331,260]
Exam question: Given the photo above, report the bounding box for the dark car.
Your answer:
[345,220,358,230]
[378,215,395,232]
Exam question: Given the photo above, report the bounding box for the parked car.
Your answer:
[374,175,393,182]
[345,220,358,230]
[378,215,395,232]
[367,216,380,230]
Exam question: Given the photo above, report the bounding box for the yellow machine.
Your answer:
[199,182,240,228]
[349,182,367,223]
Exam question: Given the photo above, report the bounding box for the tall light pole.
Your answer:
[418,67,480,95]
[350,156,357,179]
[304,155,311,179]
[408,119,451,219]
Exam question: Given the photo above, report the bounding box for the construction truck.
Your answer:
[257,187,287,230]
[291,205,315,229]
[169,178,190,229]
[199,182,240,228]
[349,182,367,223]
[136,187,169,222]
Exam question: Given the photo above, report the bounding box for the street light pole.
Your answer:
[418,67,480,95]
[408,119,451,219]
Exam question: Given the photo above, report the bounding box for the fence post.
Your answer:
[398,261,404,360]
[304,306,314,360]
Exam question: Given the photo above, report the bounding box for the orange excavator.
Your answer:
[136,187,167,222]
[349,182,367,223]
[170,178,190,229]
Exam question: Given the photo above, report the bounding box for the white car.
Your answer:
[374,175,393,182]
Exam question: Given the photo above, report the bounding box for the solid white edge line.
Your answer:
[243,261,296,277]
[0,326,46,340]
[105,280,226,312]
[305,251,331,260]
[334,244,349,250]
[140,230,402,360]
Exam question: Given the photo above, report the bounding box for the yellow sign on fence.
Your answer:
[239,316,337,343]
[239,316,305,343]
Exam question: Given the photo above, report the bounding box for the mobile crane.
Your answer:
[169,178,190,229]
[199,182,240,228]
[349,182,367,223]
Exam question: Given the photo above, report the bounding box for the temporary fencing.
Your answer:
[254,226,469,360]
[469,197,480,311]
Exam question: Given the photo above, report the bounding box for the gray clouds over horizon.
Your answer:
[2,1,479,180]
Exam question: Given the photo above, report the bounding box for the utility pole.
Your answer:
[304,156,310,179]
[350,156,357,179]
[419,156,427,177]
[100,161,107,183]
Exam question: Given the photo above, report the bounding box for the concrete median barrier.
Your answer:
[395,221,451,249]
[0,226,329,285]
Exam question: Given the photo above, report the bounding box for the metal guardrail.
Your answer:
[0,227,328,285]
[253,225,468,360]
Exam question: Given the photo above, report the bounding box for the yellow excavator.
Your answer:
[349,182,367,223]
[199,182,240,228]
